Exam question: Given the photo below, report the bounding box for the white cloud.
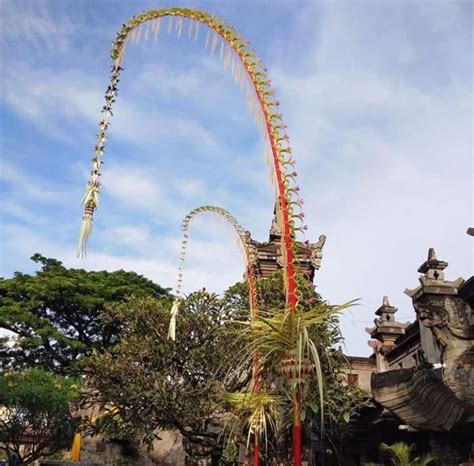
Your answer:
[1,63,217,149]
[271,2,473,355]
[0,161,71,203]
[0,0,77,52]
[102,165,164,210]
[174,178,207,199]
[0,216,246,298]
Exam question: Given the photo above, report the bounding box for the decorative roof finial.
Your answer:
[375,296,398,317]
[365,297,408,349]
[269,203,282,241]
[417,248,448,280]
[405,248,464,299]
[427,248,437,261]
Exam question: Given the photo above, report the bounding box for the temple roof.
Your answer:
[371,368,467,431]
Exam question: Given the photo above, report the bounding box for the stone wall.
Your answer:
[77,430,185,465]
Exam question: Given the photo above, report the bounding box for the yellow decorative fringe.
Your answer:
[70,433,81,461]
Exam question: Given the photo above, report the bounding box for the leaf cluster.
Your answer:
[0,254,170,374]
[0,370,80,464]
[80,291,243,450]
[224,271,372,461]
[365,442,434,466]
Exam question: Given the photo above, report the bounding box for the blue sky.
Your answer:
[0,0,472,355]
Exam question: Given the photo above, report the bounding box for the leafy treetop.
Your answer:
[0,254,170,374]
[81,290,244,460]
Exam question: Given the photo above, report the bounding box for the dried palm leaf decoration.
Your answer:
[168,205,259,341]
[77,8,306,309]
[169,205,265,459]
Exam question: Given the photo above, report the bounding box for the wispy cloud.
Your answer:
[270,1,472,354]
[1,62,218,149]
[0,0,77,52]
[0,161,66,202]
[102,165,165,211]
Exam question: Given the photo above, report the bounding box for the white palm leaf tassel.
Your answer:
[168,297,181,341]
[77,203,96,258]
[77,168,100,257]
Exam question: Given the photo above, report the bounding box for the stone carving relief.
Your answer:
[412,295,474,406]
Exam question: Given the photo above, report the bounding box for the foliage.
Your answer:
[0,369,80,464]
[80,291,245,461]
[365,442,434,466]
[79,268,366,463]
[0,254,170,374]
[224,270,307,315]
[220,441,239,464]
[233,299,353,435]
[304,366,373,464]
[226,271,370,462]
[380,442,433,466]
[225,391,285,449]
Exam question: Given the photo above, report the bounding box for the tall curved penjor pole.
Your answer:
[77,9,307,465]
[167,205,261,464]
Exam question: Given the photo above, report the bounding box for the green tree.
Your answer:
[0,254,170,374]
[80,291,245,465]
[0,370,80,464]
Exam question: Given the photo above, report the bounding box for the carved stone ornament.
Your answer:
[270,213,282,240]
[309,234,326,269]
[405,248,474,406]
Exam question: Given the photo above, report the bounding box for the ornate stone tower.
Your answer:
[250,206,326,282]
[366,296,409,372]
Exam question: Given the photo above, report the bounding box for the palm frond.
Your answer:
[380,442,434,466]
[229,300,355,438]
[225,391,284,450]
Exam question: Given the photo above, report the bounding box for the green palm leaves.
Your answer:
[380,442,434,466]
[232,300,355,435]
[365,442,434,466]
